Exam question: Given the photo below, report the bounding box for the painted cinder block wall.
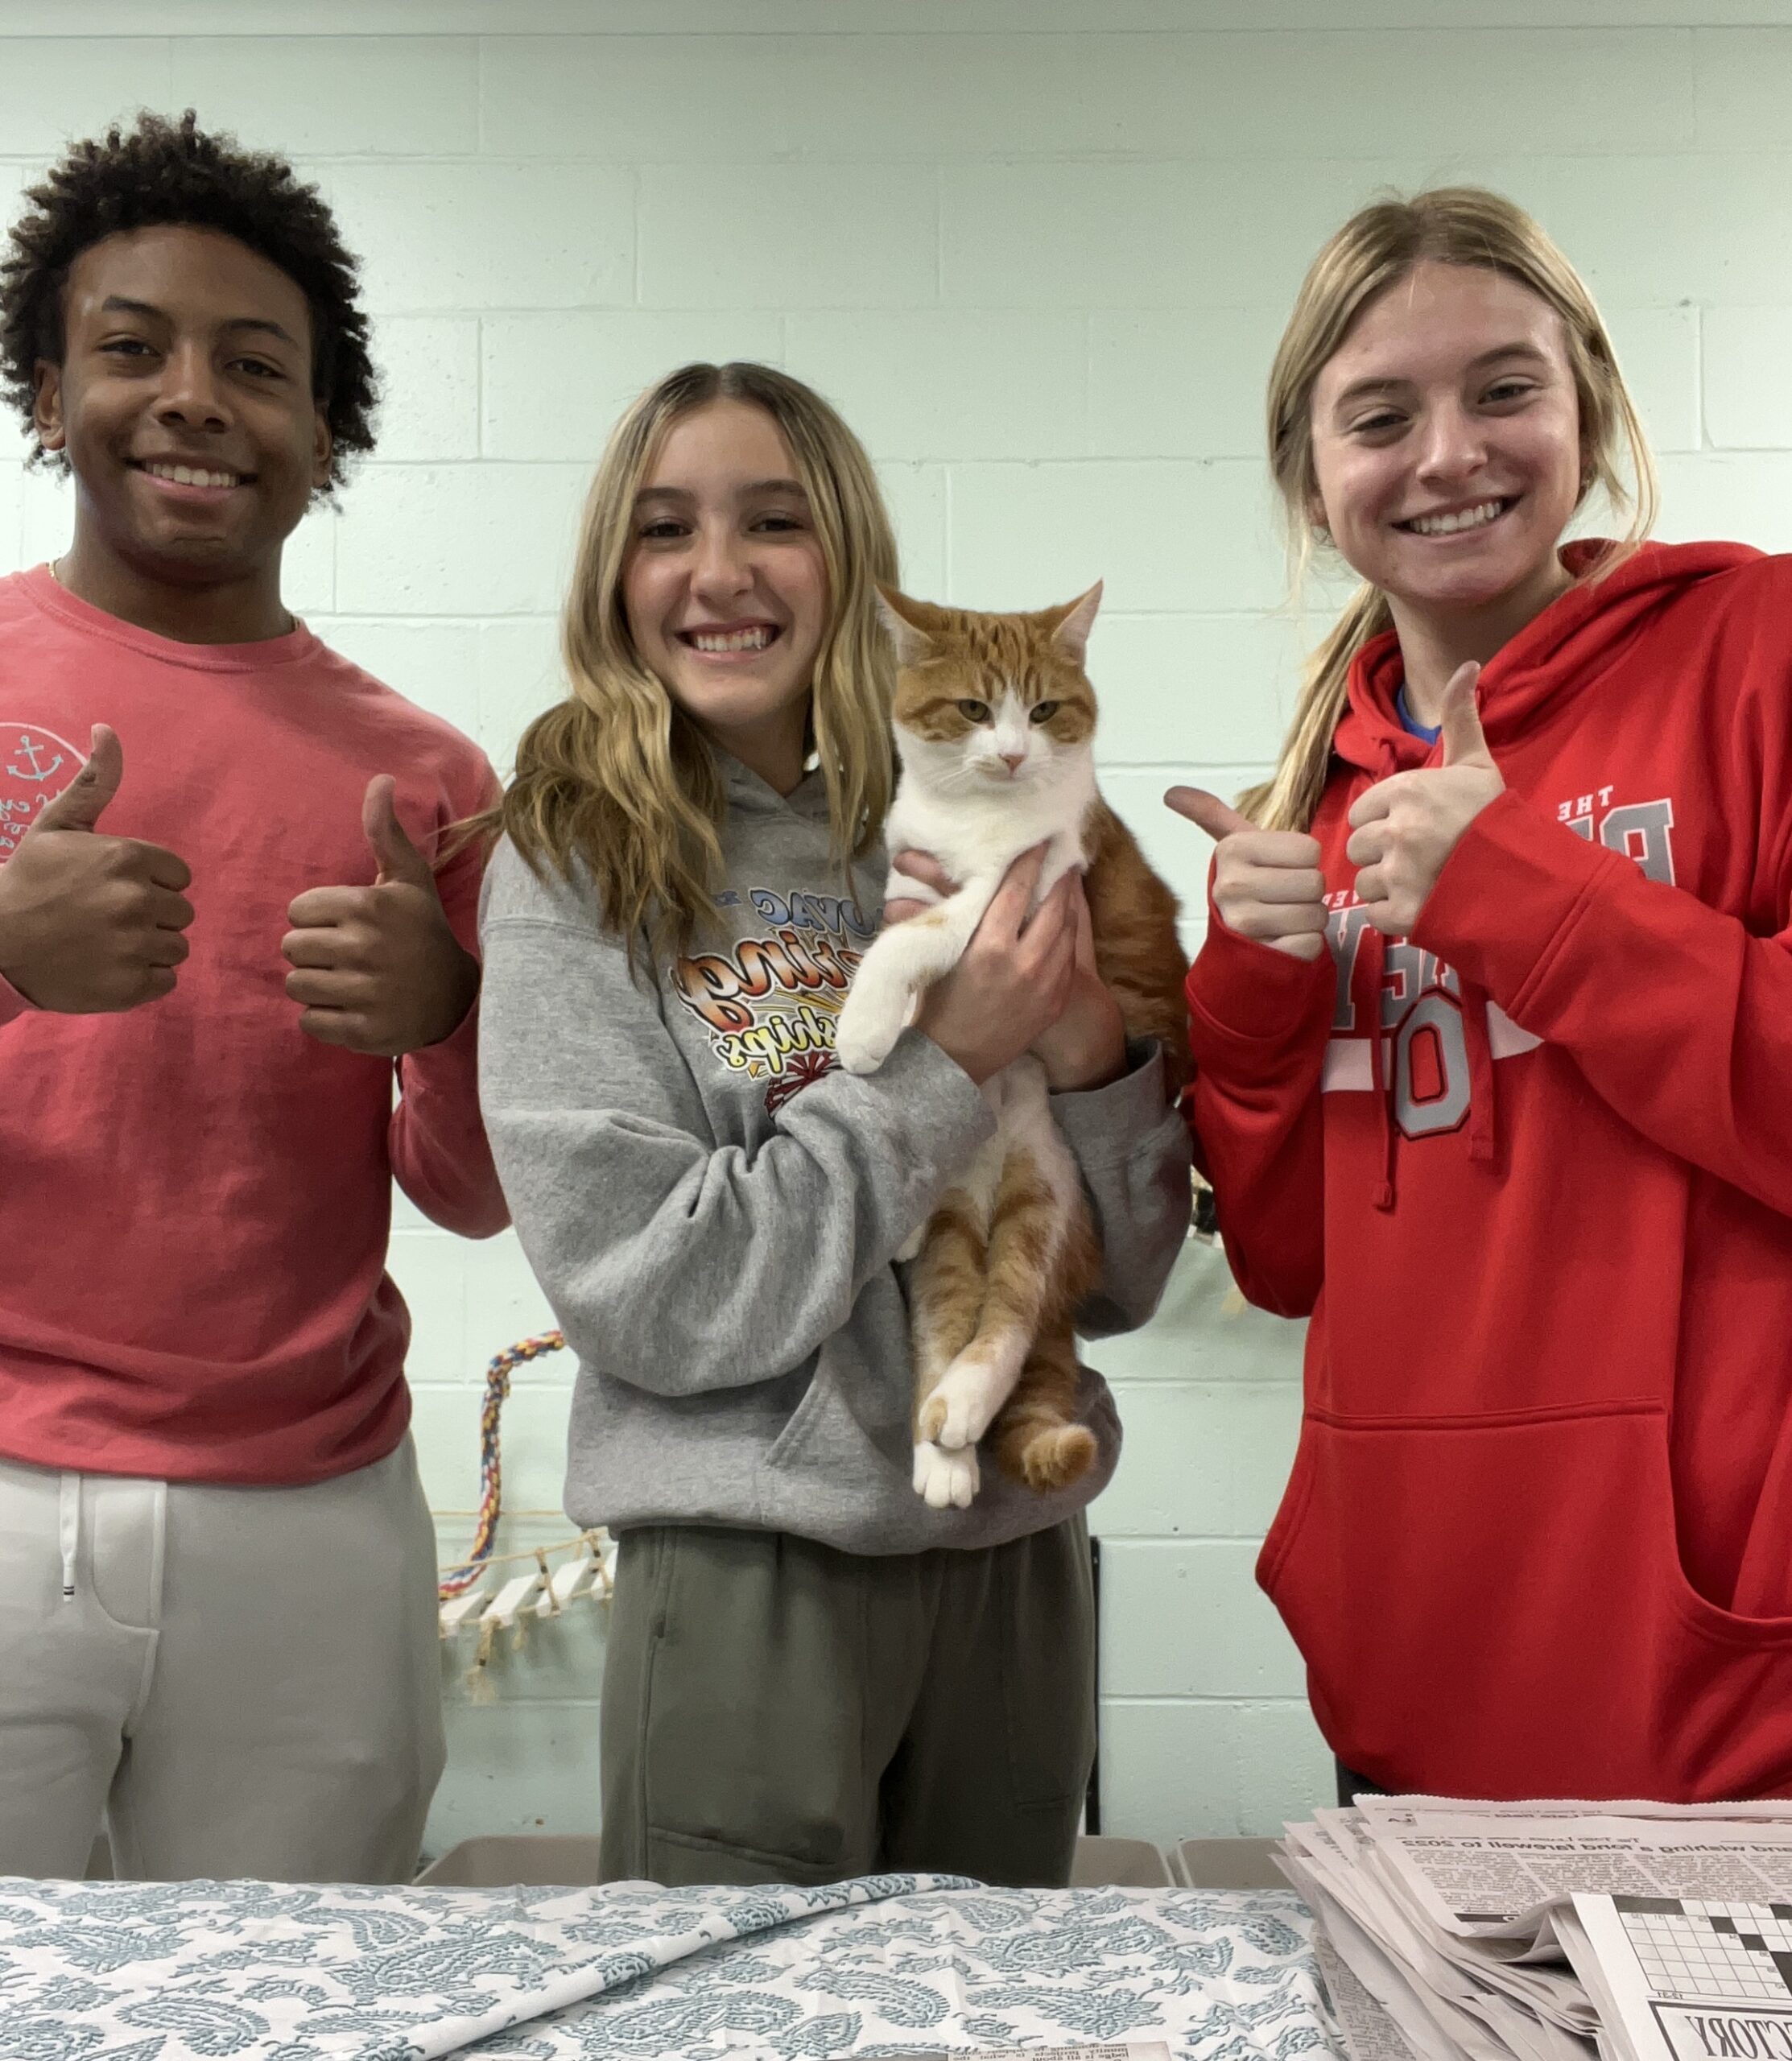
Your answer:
[2,0,1786,1855]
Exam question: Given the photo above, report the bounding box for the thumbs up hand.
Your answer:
[281,775,478,1057]
[1346,662,1504,937]
[0,725,194,1013]
[1164,785,1329,961]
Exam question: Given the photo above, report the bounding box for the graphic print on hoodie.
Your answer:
[667,884,874,1117]
[1186,540,1792,1803]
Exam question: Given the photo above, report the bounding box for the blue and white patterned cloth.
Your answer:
[0,1873,1335,2061]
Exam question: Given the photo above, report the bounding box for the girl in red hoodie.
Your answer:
[1173,186,1792,1804]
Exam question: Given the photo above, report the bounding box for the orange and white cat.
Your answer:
[836,583,1188,1510]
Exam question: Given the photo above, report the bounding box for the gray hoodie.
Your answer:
[477,752,1191,1555]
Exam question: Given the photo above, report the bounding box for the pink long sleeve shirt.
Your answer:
[0,564,509,1485]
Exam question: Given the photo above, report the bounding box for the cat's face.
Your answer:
[876,585,1101,795]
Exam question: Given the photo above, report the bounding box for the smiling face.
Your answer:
[1307,259,1584,626]
[34,224,331,593]
[622,399,830,787]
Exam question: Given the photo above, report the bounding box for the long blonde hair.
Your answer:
[1244,186,1658,832]
[491,361,899,956]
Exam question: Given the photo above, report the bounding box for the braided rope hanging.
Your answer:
[439,1329,567,1600]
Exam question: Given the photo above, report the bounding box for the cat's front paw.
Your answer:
[834,994,905,1076]
[918,1350,1010,1451]
[913,1439,980,1509]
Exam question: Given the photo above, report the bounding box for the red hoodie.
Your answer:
[0,566,510,1485]
[1186,539,1792,1802]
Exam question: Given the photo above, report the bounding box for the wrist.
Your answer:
[0,909,39,1010]
[921,1029,997,1088]
[1039,1000,1127,1091]
[1042,1028,1127,1092]
[415,944,481,1051]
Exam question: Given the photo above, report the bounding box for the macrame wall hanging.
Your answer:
[436,1329,615,1703]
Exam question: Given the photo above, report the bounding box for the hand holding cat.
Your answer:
[1163,787,1327,962]
[1347,663,1501,937]
[890,849,1126,1090]
[912,845,1081,1085]
[280,776,480,1057]
[1033,888,1129,1090]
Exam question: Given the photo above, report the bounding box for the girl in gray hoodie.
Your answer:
[477,361,1191,1891]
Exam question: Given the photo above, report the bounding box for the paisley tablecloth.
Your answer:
[0,1873,1334,2061]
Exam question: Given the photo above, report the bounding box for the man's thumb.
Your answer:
[1439,663,1494,769]
[1165,785,1254,841]
[29,724,122,836]
[362,775,434,888]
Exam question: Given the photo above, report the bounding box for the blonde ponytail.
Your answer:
[1239,584,1391,830]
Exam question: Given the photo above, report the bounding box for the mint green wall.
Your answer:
[1,0,1781,1857]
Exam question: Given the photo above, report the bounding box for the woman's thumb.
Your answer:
[1439,663,1495,770]
[1165,786,1253,841]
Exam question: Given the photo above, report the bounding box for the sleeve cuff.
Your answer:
[0,970,36,1026]
[1186,913,1334,1053]
[1412,791,1621,1014]
[1051,1036,1171,1171]
[398,977,481,1088]
[787,1025,995,1161]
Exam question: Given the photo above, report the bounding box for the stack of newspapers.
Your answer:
[1282,1796,1792,2061]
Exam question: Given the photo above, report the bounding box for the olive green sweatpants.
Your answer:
[599,1518,1096,1890]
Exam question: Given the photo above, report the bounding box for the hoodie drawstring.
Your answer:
[58,1471,80,1601]
[1363,939,1501,1210]
[1365,927,1398,1212]
[1460,977,1499,1167]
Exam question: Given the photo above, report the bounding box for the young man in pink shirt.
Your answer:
[0,113,509,1882]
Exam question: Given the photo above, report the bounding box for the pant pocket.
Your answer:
[635,1527,877,1873]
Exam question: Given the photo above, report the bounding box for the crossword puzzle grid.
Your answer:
[1613,1898,1792,2002]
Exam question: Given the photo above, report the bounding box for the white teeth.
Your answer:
[1407,499,1504,536]
[144,461,240,489]
[689,626,774,653]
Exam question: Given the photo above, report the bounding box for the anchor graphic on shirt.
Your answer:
[0,725,84,859]
[6,734,64,784]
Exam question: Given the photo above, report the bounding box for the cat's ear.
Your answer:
[1048,580,1104,666]
[874,584,935,668]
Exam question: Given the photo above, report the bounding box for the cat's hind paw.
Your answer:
[918,1349,1011,1452]
[913,1439,979,1509]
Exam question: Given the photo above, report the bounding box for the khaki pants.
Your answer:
[0,1436,444,1882]
[600,1518,1096,1890]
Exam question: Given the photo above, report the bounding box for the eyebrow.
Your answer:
[98,295,302,349]
[1332,343,1552,411]
[634,476,811,504]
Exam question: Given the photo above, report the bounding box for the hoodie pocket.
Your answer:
[1263,1405,1792,1800]
[763,1365,830,1473]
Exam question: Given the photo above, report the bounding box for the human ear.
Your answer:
[312,406,333,491]
[1307,491,1333,545]
[33,361,66,453]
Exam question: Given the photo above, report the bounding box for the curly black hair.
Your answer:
[0,109,377,492]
